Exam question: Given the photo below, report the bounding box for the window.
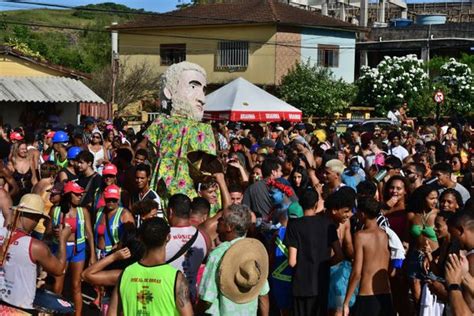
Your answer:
[216,41,249,70]
[317,45,339,68]
[160,44,186,66]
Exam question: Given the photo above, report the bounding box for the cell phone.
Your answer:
[374,169,388,183]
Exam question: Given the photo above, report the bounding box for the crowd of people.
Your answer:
[0,112,473,316]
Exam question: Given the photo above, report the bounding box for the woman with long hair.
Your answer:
[449,153,463,183]
[102,128,116,162]
[381,175,411,239]
[406,185,439,308]
[50,181,96,316]
[88,130,108,174]
[381,175,413,316]
[7,142,37,204]
[289,166,311,201]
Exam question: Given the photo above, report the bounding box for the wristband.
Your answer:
[448,284,462,292]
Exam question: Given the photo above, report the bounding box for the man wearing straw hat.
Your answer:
[0,193,72,314]
[198,204,270,315]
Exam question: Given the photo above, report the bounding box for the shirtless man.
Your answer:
[325,189,355,316]
[0,161,19,227]
[343,197,393,316]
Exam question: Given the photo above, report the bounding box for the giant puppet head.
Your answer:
[160,61,207,121]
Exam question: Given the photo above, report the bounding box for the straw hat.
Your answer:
[13,194,49,219]
[218,238,269,304]
[187,151,223,181]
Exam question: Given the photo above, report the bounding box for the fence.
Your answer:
[147,112,161,122]
[80,102,112,120]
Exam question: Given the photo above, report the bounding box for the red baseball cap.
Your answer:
[104,185,120,200]
[9,132,23,141]
[64,181,85,194]
[102,163,118,176]
[46,131,56,139]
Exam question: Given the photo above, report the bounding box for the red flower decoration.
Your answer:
[266,179,294,197]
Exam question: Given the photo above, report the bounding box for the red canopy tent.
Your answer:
[204,77,302,122]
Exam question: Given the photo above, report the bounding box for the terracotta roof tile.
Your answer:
[111,0,361,32]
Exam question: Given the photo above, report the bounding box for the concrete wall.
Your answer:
[0,56,64,77]
[275,26,301,84]
[300,28,356,82]
[118,24,277,85]
[368,22,474,41]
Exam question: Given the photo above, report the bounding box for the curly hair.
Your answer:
[407,185,438,213]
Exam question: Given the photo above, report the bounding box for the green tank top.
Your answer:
[119,262,179,316]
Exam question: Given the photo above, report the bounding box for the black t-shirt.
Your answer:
[59,167,79,182]
[284,214,338,297]
[77,173,102,210]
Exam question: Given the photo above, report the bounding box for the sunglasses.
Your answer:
[92,136,101,139]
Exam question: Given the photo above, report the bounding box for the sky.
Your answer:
[0,0,188,12]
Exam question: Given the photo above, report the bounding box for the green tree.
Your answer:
[427,55,449,78]
[278,61,356,117]
[460,53,474,72]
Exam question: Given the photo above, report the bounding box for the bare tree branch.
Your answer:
[86,58,161,111]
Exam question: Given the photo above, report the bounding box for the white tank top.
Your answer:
[165,226,208,301]
[89,146,105,174]
[0,227,37,309]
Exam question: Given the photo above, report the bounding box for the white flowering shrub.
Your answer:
[438,58,473,114]
[356,54,428,114]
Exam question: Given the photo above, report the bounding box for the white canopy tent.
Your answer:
[204,77,302,122]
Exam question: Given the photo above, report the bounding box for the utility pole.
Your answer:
[359,0,368,67]
[111,22,119,106]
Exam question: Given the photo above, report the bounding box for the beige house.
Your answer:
[112,0,361,87]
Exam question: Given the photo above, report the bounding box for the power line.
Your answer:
[0,19,472,51]
[3,0,271,24]
[3,0,363,31]
[0,19,361,50]
[4,18,472,53]
[0,2,37,9]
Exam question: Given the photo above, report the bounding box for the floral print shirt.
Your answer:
[144,114,217,199]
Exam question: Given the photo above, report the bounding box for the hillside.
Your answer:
[0,3,145,73]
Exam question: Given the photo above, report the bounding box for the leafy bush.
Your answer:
[437,58,473,115]
[356,54,429,115]
[278,61,356,117]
